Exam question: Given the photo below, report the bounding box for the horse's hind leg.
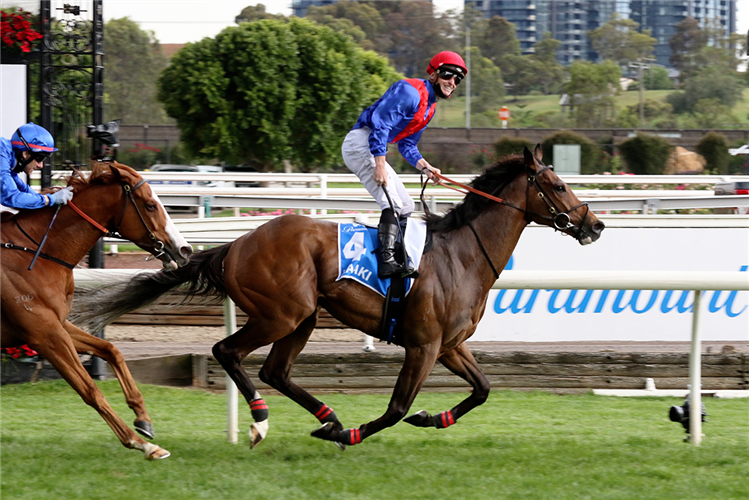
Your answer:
[258,313,345,447]
[64,320,155,439]
[404,343,491,429]
[212,316,305,448]
[312,342,440,446]
[25,322,169,459]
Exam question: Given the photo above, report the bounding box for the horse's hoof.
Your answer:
[145,446,171,460]
[404,410,434,428]
[311,421,338,442]
[250,420,269,449]
[134,420,155,440]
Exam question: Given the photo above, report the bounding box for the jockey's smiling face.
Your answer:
[434,66,463,99]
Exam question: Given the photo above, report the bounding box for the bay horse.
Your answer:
[73,146,604,449]
[1,161,192,460]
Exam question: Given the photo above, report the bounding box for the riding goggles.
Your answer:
[17,131,52,162]
[437,68,464,85]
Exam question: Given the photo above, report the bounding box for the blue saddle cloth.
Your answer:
[336,220,426,297]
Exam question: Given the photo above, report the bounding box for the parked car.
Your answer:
[147,164,234,188]
[714,181,749,215]
[714,181,749,196]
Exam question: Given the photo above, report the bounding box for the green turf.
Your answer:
[2,380,748,499]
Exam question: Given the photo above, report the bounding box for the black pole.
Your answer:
[87,0,107,380]
[39,0,52,189]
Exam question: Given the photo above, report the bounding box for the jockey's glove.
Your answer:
[49,187,74,206]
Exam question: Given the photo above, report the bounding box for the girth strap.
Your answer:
[1,242,76,269]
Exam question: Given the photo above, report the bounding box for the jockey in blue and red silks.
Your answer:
[1,122,73,210]
[342,51,467,279]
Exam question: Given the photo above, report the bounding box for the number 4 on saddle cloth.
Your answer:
[336,219,427,344]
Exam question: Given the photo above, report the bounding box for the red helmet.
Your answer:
[427,51,467,76]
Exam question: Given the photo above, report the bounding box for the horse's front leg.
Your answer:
[26,319,169,459]
[312,342,440,446]
[64,320,155,439]
[404,342,491,429]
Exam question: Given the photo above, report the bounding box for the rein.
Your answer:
[420,166,590,279]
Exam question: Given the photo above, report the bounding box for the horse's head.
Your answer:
[521,145,604,245]
[77,162,193,269]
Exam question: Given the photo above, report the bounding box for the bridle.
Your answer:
[7,177,168,270]
[421,164,591,279]
[426,166,590,234]
[68,178,169,261]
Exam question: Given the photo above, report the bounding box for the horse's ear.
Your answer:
[523,146,537,168]
[108,164,122,183]
[534,144,543,161]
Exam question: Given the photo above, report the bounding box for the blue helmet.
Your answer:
[11,123,58,156]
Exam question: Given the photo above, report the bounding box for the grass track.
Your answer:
[2,380,748,499]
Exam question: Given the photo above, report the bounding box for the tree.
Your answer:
[306,0,385,50]
[669,17,708,81]
[372,1,457,76]
[104,18,170,124]
[157,18,401,171]
[453,47,505,113]
[235,4,285,23]
[588,14,656,67]
[563,60,621,127]
[528,34,565,94]
[666,64,744,113]
[307,0,456,77]
[471,16,521,68]
[642,66,673,90]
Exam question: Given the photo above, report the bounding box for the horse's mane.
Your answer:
[425,155,526,234]
[65,161,139,193]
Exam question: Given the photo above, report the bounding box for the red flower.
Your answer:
[1,9,41,52]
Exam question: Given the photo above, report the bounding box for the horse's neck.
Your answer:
[39,186,120,266]
[452,202,527,289]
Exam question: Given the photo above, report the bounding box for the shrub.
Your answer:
[493,137,535,161]
[617,133,673,174]
[696,132,731,174]
[540,131,601,174]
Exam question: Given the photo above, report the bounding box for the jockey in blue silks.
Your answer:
[1,122,73,210]
[342,51,467,279]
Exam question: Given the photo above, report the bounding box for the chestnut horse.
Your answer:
[73,147,604,449]
[1,161,192,460]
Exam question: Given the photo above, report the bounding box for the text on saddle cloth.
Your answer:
[336,219,427,297]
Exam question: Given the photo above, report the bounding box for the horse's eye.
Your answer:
[555,185,566,193]
[145,203,158,212]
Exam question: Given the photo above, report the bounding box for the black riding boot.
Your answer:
[377,209,418,279]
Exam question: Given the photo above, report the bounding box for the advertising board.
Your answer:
[472,223,749,342]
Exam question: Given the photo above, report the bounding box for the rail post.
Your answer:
[689,290,703,445]
[223,297,239,444]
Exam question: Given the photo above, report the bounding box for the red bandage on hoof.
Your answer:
[314,404,337,423]
[434,410,455,429]
[338,428,362,446]
[250,398,269,422]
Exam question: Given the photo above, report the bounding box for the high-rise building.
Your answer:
[468,1,735,67]
[630,0,736,68]
[468,1,630,64]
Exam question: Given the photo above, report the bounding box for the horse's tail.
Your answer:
[71,243,233,332]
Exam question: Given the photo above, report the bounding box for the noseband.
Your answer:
[68,178,168,260]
